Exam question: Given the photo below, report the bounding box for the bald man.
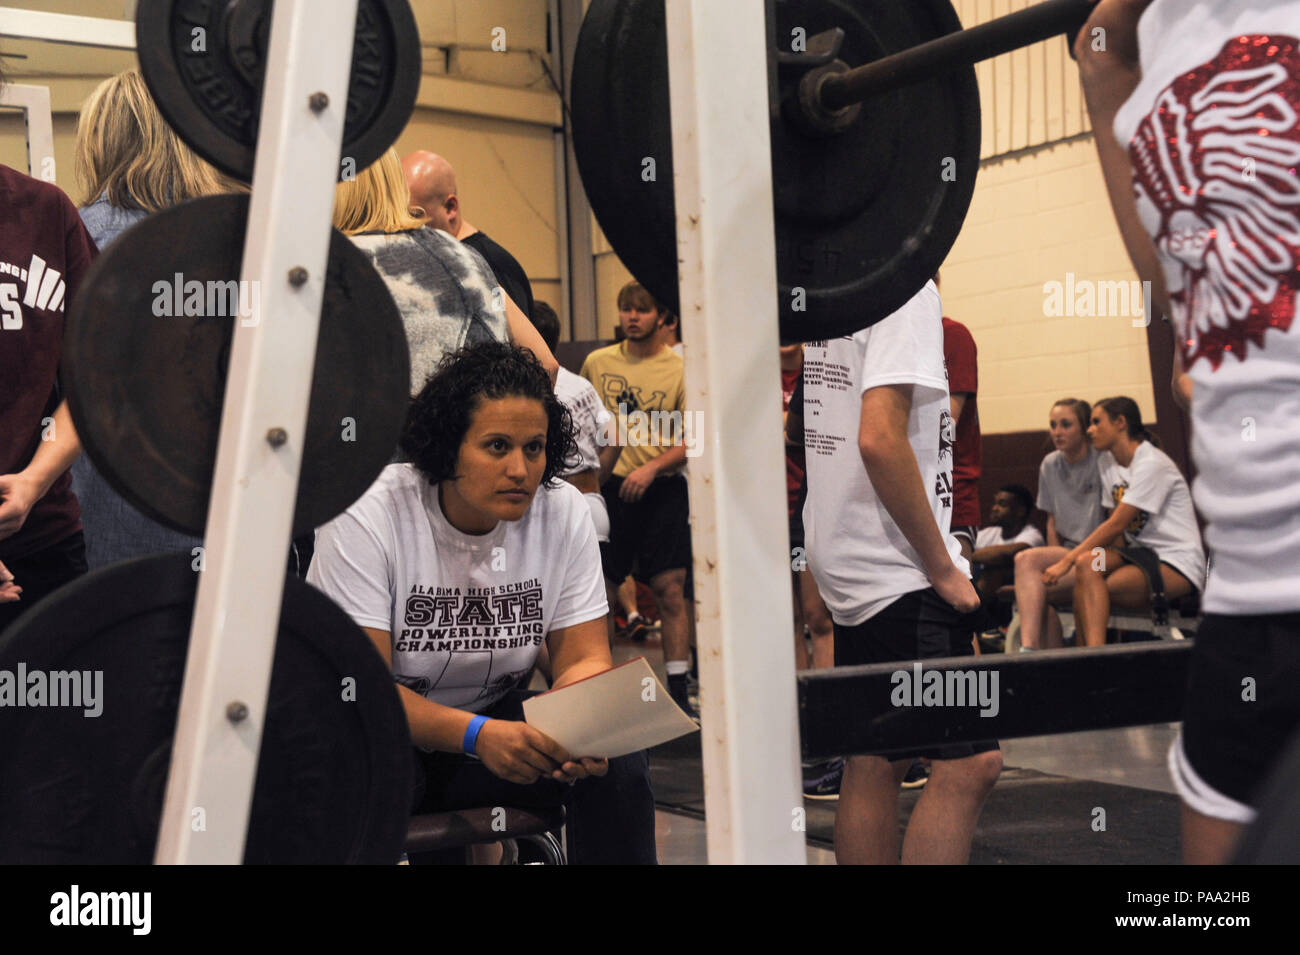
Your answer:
[403,150,536,322]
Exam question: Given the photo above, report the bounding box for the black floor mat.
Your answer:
[649,735,1180,864]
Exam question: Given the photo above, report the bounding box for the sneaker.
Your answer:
[901,759,930,789]
[802,758,844,800]
[617,616,649,643]
[667,674,700,722]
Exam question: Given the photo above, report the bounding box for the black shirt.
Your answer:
[462,231,535,321]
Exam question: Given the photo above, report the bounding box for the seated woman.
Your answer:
[1041,397,1204,647]
[332,149,557,393]
[307,342,656,864]
[1013,398,1103,648]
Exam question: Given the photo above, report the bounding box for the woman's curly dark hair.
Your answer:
[400,341,577,486]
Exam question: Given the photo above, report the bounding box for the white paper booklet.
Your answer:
[522,657,699,758]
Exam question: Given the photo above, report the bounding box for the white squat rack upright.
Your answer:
[665,0,805,864]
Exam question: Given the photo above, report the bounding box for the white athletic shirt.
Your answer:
[1114,0,1300,614]
[974,524,1044,551]
[1097,443,1207,589]
[1036,447,1104,547]
[554,366,612,475]
[306,464,607,713]
[802,282,969,626]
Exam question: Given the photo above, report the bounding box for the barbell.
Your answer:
[571,0,1095,342]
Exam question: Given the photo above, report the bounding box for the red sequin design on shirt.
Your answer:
[1128,35,1300,370]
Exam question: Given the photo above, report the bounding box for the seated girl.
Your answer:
[1013,398,1103,648]
[1041,397,1205,647]
[307,342,656,864]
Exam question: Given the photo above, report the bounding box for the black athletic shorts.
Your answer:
[1173,612,1300,820]
[600,473,691,585]
[833,587,1000,762]
[0,531,88,635]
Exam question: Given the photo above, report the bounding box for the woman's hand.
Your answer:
[1042,558,1073,587]
[475,719,570,784]
[552,757,609,783]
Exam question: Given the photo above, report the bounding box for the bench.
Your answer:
[405,806,566,864]
[997,586,1200,653]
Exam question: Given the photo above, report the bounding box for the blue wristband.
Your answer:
[463,715,490,756]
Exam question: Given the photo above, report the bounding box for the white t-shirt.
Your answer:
[1037,447,1104,547]
[306,464,607,713]
[802,282,969,626]
[554,366,612,475]
[1097,443,1206,589]
[974,524,1044,551]
[1114,0,1300,614]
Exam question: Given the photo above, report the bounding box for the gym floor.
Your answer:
[610,629,1181,865]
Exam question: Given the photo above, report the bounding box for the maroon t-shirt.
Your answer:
[941,316,981,528]
[0,164,97,560]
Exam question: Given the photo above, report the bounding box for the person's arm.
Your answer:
[1074,0,1168,313]
[597,436,621,487]
[785,407,803,447]
[361,626,582,784]
[1042,504,1137,583]
[1046,513,1062,549]
[619,443,687,502]
[0,400,82,542]
[859,384,978,612]
[538,616,614,777]
[950,392,969,425]
[502,291,559,385]
[1172,347,1193,412]
[972,539,1033,568]
[0,559,21,603]
[548,616,615,689]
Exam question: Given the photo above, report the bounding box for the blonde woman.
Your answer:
[333,148,557,393]
[70,70,242,571]
[76,69,234,247]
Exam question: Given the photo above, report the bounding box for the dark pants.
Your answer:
[410,691,658,865]
[0,531,88,635]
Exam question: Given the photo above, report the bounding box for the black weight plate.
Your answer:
[571,0,981,343]
[63,193,411,538]
[136,0,421,182]
[0,553,412,864]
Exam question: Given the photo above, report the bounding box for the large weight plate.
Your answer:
[571,0,981,342]
[0,554,411,864]
[64,193,411,538]
[136,0,421,182]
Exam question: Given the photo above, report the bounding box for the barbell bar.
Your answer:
[816,0,1095,111]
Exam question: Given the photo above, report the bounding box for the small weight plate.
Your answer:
[571,0,982,342]
[0,554,412,864]
[136,0,422,182]
[63,193,411,538]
